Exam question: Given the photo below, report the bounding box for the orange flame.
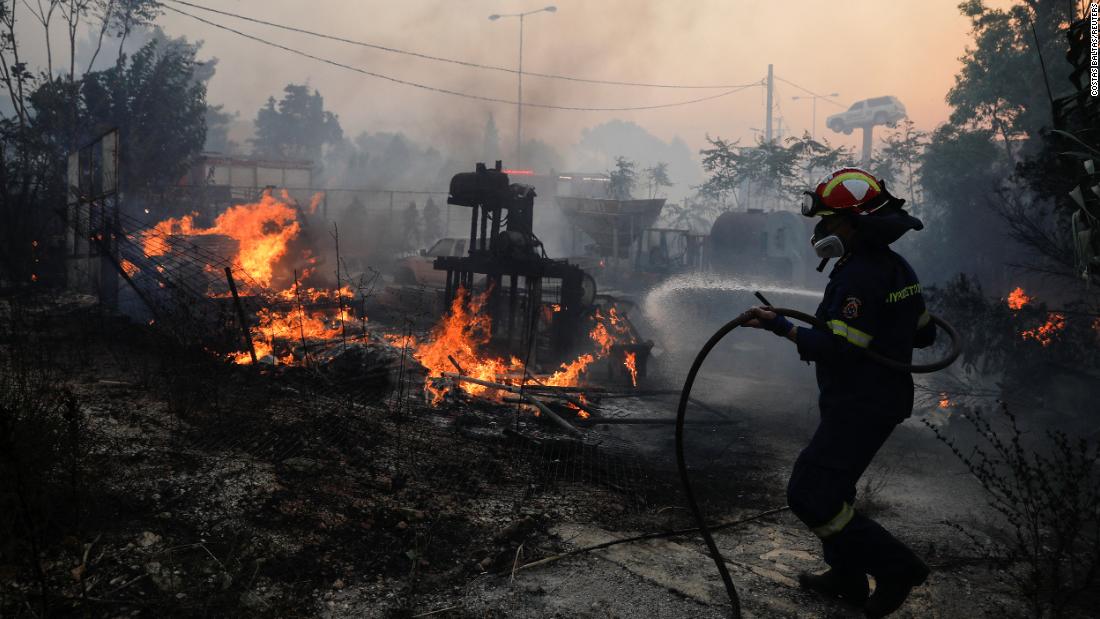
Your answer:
[229,284,358,365]
[624,352,638,387]
[589,321,614,357]
[412,287,515,405]
[1020,312,1066,347]
[543,354,596,387]
[140,190,366,366]
[380,292,644,406]
[308,191,325,215]
[938,393,951,409]
[589,308,639,386]
[1007,287,1031,310]
[142,191,301,287]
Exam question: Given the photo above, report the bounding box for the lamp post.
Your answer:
[489,5,556,168]
[791,92,839,140]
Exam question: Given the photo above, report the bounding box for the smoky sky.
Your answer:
[21,0,1018,165]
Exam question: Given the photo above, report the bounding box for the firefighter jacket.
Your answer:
[795,247,936,423]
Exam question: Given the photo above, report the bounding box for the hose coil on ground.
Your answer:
[674,308,961,618]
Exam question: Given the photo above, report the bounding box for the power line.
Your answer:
[161,3,764,112]
[163,0,760,91]
[774,75,848,108]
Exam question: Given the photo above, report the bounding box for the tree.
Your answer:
[784,132,856,190]
[107,0,161,64]
[520,138,563,173]
[698,135,811,210]
[696,136,739,208]
[204,103,235,153]
[608,155,636,200]
[910,124,1006,284]
[1,20,211,283]
[1008,6,1100,287]
[877,119,928,208]
[948,0,1076,161]
[642,161,673,198]
[919,1,1088,287]
[251,84,342,163]
[20,0,60,76]
[75,36,207,197]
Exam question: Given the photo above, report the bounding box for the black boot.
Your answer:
[798,569,870,605]
[863,563,930,618]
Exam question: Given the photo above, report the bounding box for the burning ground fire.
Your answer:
[131,190,355,364]
[235,286,356,364]
[389,288,637,408]
[143,191,302,288]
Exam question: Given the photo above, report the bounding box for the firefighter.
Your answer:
[746,168,936,618]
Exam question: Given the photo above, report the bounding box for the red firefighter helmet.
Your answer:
[801,167,889,217]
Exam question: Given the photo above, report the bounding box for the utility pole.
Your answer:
[517,13,524,166]
[792,92,839,141]
[765,64,774,143]
[489,6,557,169]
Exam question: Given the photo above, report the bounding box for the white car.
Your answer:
[393,237,469,287]
[826,96,907,135]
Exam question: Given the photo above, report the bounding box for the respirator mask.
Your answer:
[811,216,848,259]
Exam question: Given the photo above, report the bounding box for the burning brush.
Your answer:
[129,189,361,365]
[397,287,645,411]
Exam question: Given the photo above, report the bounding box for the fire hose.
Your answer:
[675,305,961,618]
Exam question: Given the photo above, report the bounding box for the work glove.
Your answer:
[760,312,794,337]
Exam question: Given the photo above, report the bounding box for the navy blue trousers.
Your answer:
[786,410,924,579]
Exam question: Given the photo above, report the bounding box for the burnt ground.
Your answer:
[0,292,1055,618]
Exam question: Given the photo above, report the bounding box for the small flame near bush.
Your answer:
[1006,286,1031,310]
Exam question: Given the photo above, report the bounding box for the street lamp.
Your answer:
[791,92,839,140]
[488,6,557,168]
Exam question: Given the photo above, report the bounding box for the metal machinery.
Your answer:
[557,195,666,264]
[633,227,706,275]
[436,162,597,365]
